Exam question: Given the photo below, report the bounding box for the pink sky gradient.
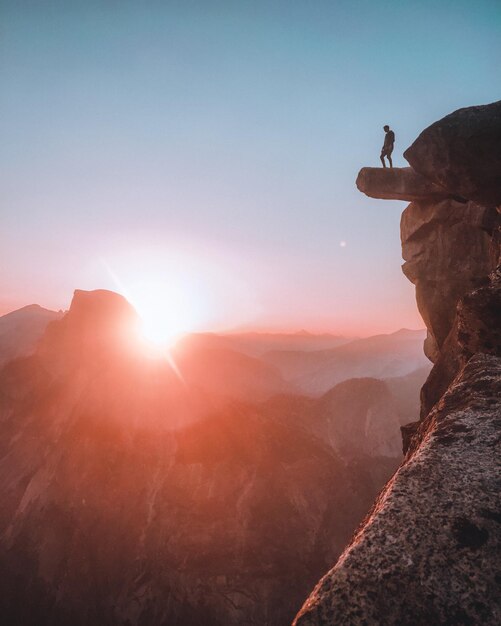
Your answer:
[2,2,499,335]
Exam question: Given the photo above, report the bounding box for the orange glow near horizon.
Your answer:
[102,261,202,352]
[102,247,261,349]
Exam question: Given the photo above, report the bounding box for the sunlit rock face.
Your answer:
[0,289,401,626]
[404,100,501,207]
[296,101,501,625]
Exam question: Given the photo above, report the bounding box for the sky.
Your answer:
[1,0,500,336]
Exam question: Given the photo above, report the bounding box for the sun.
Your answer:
[128,279,204,351]
[137,305,189,351]
[103,245,259,355]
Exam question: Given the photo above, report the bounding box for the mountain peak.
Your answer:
[69,288,136,317]
[37,289,140,367]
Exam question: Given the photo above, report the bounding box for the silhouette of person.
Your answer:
[380,125,395,168]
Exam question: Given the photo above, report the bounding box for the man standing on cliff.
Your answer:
[380,125,395,168]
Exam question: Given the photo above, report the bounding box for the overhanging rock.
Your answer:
[356,167,454,202]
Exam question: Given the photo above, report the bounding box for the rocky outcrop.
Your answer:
[399,170,500,420]
[420,265,501,418]
[356,167,453,202]
[400,198,496,357]
[295,101,501,625]
[356,105,501,412]
[404,100,501,207]
[294,354,501,626]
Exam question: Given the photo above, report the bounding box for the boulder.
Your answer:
[404,100,501,207]
[356,167,451,202]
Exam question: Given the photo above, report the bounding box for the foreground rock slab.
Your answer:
[294,354,501,626]
[356,167,452,202]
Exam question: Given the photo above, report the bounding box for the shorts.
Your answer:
[381,146,394,157]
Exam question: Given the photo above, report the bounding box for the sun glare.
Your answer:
[129,279,205,351]
[103,245,260,355]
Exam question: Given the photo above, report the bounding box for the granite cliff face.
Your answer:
[295,101,501,625]
[401,199,495,362]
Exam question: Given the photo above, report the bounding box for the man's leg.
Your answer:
[388,153,393,168]
[380,153,386,168]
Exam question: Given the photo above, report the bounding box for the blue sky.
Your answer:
[1,0,500,333]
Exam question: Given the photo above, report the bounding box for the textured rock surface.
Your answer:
[404,100,501,207]
[421,265,501,418]
[400,199,496,352]
[356,167,451,202]
[294,354,501,626]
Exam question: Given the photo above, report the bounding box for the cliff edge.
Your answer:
[294,101,501,625]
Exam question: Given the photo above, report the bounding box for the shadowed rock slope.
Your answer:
[295,101,501,625]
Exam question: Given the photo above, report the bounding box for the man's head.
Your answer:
[383,125,390,132]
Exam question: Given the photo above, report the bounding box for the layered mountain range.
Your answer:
[295,101,501,624]
[0,292,425,624]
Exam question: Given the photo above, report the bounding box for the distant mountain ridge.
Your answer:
[262,328,429,395]
[0,304,63,366]
[0,303,427,401]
